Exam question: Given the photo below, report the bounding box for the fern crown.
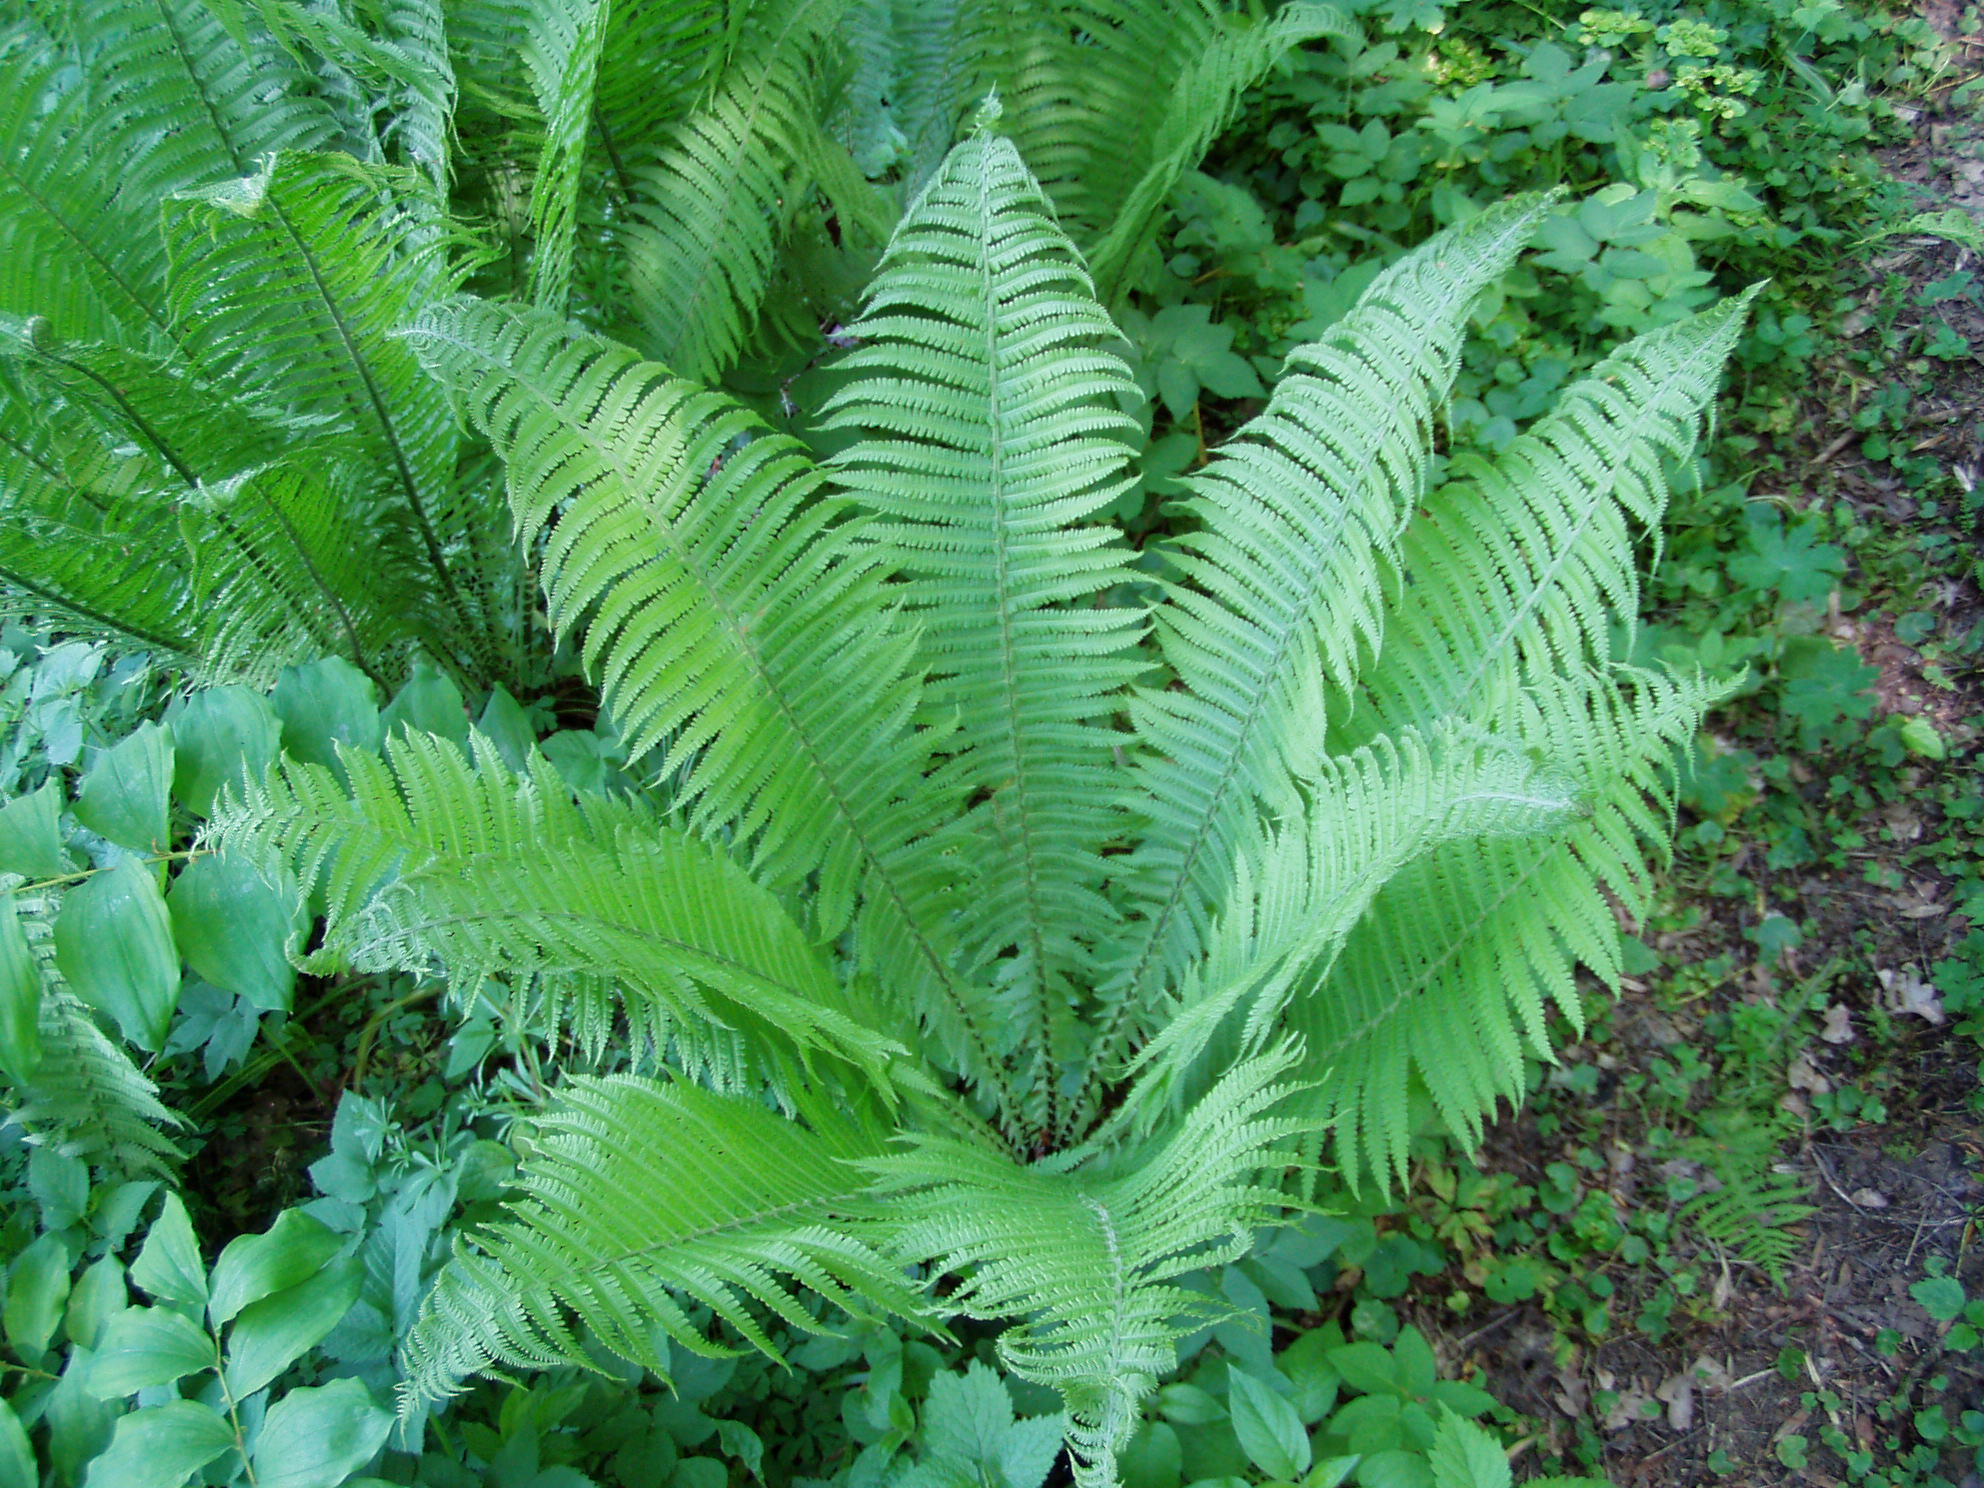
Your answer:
[0,5,1748,1477]
[201,108,1753,1486]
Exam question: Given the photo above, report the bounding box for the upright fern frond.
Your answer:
[509,0,613,311]
[401,1074,922,1405]
[1079,2,1351,297]
[823,125,1147,1130]
[870,1049,1308,1488]
[1079,198,1551,1124]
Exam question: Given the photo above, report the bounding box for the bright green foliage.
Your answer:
[0,3,521,689]
[217,116,1745,1483]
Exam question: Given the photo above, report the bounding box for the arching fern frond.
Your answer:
[6,989,187,1175]
[1122,724,1588,1131]
[403,298,1018,1114]
[0,326,452,684]
[1078,197,1551,1125]
[869,1048,1308,1488]
[213,731,906,1083]
[1293,666,1727,1187]
[401,1073,923,1406]
[823,125,1146,1131]
[0,0,336,344]
[1350,290,1758,742]
[162,151,519,676]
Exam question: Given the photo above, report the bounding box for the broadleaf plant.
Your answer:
[212,109,1751,1486]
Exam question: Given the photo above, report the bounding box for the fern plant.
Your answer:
[214,103,1753,1484]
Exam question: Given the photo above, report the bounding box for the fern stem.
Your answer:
[594,110,635,205]
[967,156,1062,1145]
[4,849,206,898]
[260,191,475,647]
[0,563,194,656]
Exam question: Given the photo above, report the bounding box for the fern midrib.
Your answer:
[259,189,471,640]
[971,160,1061,1142]
[151,0,252,174]
[537,1177,876,1273]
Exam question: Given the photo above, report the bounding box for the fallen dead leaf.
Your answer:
[1878,966,1946,1025]
[1848,1187,1890,1208]
[1821,1003,1856,1044]
[1604,1382,1658,1433]
[1655,1372,1696,1431]
[1789,1052,1833,1094]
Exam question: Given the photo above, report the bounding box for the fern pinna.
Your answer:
[216,120,1748,1484]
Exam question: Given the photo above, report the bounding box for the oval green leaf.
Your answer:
[53,859,180,1051]
[167,854,302,1012]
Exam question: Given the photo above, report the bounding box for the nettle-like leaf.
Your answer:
[228,117,1750,1488]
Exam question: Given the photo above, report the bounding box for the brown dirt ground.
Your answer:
[1411,23,1984,1485]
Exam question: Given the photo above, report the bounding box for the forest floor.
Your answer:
[1416,36,1984,1486]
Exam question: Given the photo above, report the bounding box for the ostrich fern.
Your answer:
[214,112,1751,1485]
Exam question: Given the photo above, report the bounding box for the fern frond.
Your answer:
[162,151,508,672]
[1079,198,1550,1123]
[245,0,460,188]
[870,1048,1308,1488]
[1123,724,1588,1129]
[617,0,851,380]
[1679,1110,1813,1287]
[1,886,182,1174]
[0,0,335,343]
[510,0,612,311]
[823,125,1146,1130]
[1350,291,1759,740]
[972,0,1347,300]
[1079,2,1351,298]
[214,730,906,1083]
[404,298,1020,1116]
[401,1073,921,1405]
[1294,667,1726,1187]
[7,990,186,1175]
[0,326,453,683]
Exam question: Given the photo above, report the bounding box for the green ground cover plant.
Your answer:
[1,0,1978,1486]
